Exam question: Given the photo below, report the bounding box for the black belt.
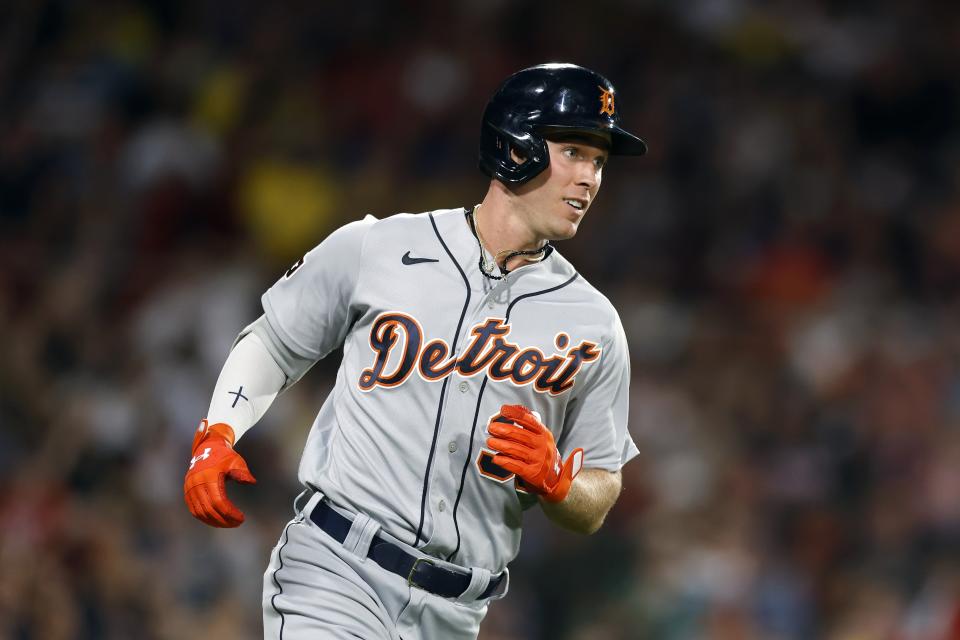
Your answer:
[309,498,504,600]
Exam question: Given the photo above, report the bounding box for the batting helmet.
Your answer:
[479,63,647,185]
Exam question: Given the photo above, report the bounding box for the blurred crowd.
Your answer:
[3,0,960,638]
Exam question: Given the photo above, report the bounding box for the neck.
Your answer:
[474,184,547,272]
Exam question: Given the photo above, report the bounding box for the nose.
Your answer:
[576,164,598,191]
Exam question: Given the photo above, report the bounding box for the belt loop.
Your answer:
[488,569,509,600]
[300,490,324,519]
[293,488,313,516]
[456,567,491,603]
[343,512,381,559]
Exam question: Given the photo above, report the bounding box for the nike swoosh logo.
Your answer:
[402,251,439,265]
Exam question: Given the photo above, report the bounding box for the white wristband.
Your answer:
[206,333,286,441]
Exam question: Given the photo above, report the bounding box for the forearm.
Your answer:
[206,333,286,441]
[540,468,622,535]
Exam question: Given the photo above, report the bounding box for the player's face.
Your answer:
[511,136,608,241]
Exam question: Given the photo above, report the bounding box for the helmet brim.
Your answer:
[537,124,647,156]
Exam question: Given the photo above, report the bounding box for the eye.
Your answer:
[594,156,607,170]
[563,146,579,159]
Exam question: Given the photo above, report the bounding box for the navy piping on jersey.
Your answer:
[446,272,580,562]
[445,375,490,562]
[414,212,472,547]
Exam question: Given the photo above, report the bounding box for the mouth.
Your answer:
[563,198,587,213]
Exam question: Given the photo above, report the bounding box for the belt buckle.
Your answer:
[407,557,435,588]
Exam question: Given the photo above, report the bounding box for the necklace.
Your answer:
[467,204,550,281]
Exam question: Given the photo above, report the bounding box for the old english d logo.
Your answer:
[598,85,615,116]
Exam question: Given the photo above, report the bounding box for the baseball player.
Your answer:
[184,63,646,639]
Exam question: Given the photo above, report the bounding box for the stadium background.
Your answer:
[3,1,960,638]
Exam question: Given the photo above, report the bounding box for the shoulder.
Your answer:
[367,207,464,229]
[309,208,461,250]
[548,250,622,323]
[358,207,465,239]
[536,249,627,349]
[564,273,630,371]
[577,277,626,348]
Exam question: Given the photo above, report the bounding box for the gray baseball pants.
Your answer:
[262,491,505,639]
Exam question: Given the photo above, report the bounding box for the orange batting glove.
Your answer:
[183,420,256,528]
[486,405,584,503]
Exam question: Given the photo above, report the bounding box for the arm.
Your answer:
[541,315,638,534]
[540,468,622,535]
[183,331,287,527]
[184,217,375,527]
[487,405,624,535]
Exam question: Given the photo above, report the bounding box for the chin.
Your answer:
[553,222,580,240]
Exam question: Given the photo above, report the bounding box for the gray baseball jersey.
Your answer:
[262,206,637,572]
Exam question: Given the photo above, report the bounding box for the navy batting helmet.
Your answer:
[478,63,647,185]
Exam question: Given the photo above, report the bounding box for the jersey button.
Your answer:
[448,441,457,453]
[438,500,446,512]
[458,381,468,393]
[487,302,495,309]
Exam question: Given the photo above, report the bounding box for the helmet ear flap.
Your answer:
[481,119,550,185]
[508,135,549,183]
